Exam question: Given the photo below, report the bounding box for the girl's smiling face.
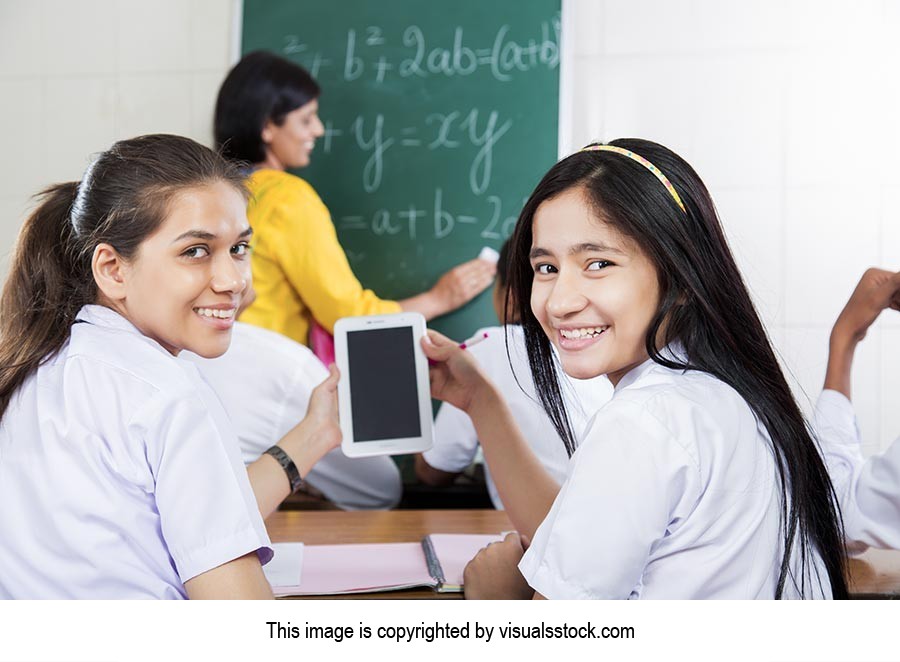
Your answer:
[108,181,252,358]
[529,186,661,385]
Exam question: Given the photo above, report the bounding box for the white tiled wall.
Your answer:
[562,0,900,451]
[562,0,900,452]
[0,0,236,267]
[0,0,896,449]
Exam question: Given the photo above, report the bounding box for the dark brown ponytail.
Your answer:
[0,183,93,417]
[0,134,247,419]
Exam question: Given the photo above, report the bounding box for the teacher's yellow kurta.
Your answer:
[240,169,401,345]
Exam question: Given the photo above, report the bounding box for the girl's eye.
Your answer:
[231,242,251,257]
[535,263,557,275]
[183,246,209,259]
[587,260,613,271]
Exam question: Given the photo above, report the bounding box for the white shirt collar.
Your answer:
[75,304,174,357]
[613,341,688,393]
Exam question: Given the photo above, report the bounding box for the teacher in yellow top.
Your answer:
[214,51,496,346]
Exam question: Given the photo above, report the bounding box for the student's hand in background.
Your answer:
[421,330,492,412]
[832,268,900,346]
[463,532,534,600]
[429,258,496,314]
[825,268,900,399]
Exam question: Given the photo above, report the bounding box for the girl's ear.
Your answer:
[92,243,128,302]
[260,119,275,145]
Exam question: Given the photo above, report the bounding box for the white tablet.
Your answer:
[334,312,434,457]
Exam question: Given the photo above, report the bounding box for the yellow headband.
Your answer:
[580,144,686,213]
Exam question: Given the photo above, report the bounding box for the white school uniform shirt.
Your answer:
[182,322,402,510]
[0,305,272,599]
[424,325,612,509]
[519,355,831,599]
[814,389,900,549]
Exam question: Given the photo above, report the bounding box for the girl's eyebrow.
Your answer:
[530,242,626,260]
[571,242,627,257]
[171,226,253,244]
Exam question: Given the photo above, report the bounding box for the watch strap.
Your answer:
[264,445,303,494]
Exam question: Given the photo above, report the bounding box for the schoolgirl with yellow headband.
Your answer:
[422,138,848,599]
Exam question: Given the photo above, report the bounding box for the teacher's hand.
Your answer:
[430,258,496,314]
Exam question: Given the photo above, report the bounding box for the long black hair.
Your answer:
[214,50,321,163]
[507,138,848,599]
[0,134,246,420]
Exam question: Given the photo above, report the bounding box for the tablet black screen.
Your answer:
[347,326,421,442]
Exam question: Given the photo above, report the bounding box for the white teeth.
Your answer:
[559,326,607,339]
[196,308,234,320]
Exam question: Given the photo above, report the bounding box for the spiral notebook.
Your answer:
[265,533,504,596]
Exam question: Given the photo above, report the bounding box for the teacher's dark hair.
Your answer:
[215,50,321,164]
[506,138,848,599]
[0,134,247,420]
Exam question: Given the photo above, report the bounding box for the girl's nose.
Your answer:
[211,255,248,294]
[546,269,588,319]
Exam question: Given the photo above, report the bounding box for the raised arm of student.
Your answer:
[421,330,559,539]
[824,268,900,398]
[246,365,342,518]
[816,268,900,548]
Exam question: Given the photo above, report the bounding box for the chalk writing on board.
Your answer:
[322,109,512,195]
[338,189,522,244]
[244,0,560,340]
[283,18,559,86]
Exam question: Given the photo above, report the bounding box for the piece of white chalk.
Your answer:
[478,246,500,264]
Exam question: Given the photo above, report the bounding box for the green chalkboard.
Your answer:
[242,0,560,341]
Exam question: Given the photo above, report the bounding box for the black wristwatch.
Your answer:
[264,445,303,494]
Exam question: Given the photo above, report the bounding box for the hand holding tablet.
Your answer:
[334,313,434,457]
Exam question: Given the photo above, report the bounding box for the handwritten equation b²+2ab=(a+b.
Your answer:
[282,20,560,84]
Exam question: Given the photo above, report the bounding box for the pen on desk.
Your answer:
[459,331,489,350]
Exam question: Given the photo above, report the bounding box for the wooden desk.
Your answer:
[265,509,900,599]
[266,509,510,599]
[267,509,510,545]
[848,549,900,598]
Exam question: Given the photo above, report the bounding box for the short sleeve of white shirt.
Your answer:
[519,401,697,599]
[130,381,272,583]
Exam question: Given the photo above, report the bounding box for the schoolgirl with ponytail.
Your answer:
[424,139,848,599]
[0,134,341,599]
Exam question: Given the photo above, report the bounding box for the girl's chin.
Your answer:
[560,362,606,381]
[183,336,231,359]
